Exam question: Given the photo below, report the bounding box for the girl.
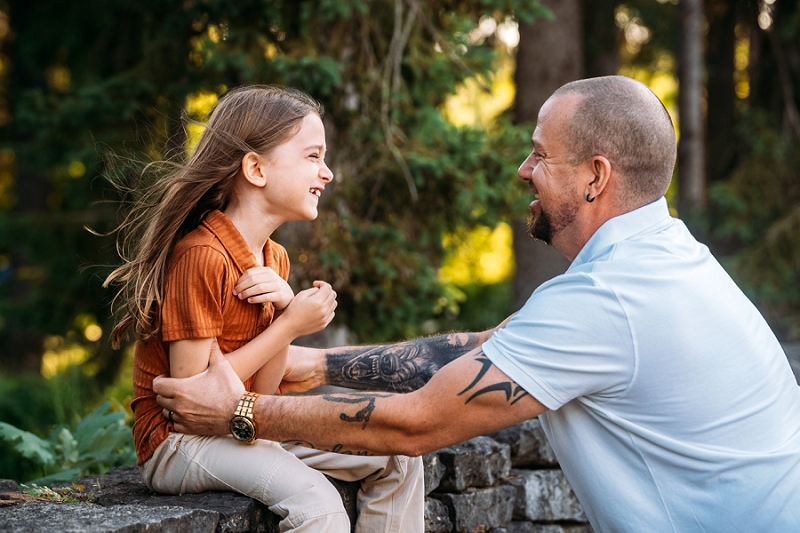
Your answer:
[104,86,423,533]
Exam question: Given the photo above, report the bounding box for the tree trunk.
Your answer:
[582,0,622,79]
[678,0,707,217]
[705,0,737,183]
[511,0,583,311]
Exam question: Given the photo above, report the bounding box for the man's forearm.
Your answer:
[322,331,491,392]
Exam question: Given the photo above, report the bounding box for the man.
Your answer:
[154,76,800,532]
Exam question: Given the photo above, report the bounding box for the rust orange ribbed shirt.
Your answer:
[131,210,290,464]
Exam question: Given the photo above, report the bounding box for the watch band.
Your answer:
[235,391,261,419]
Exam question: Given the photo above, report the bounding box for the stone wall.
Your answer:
[0,419,592,533]
[424,420,592,533]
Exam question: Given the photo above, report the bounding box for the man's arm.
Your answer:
[154,340,546,457]
[281,331,489,394]
[280,322,510,394]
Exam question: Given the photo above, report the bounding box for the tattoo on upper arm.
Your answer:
[458,350,530,406]
[324,332,482,392]
[322,392,394,429]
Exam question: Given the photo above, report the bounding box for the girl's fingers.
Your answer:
[237,282,276,299]
[245,293,282,304]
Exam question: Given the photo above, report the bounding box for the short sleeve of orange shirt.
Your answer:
[161,245,228,342]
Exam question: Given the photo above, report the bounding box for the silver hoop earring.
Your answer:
[586,193,595,203]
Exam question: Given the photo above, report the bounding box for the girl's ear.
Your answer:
[241,152,268,188]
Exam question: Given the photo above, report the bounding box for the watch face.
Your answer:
[230,416,257,443]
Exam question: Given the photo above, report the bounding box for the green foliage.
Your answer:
[1,0,543,365]
[0,400,135,485]
[19,483,96,503]
[709,111,800,341]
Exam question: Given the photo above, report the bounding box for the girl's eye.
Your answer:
[309,154,319,159]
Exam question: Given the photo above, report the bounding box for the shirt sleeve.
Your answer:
[482,272,635,410]
[161,245,227,342]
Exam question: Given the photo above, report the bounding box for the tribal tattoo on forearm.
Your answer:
[323,332,485,392]
[458,349,529,406]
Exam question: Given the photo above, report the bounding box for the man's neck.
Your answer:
[553,202,628,262]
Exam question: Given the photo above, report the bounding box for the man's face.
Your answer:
[517,96,583,245]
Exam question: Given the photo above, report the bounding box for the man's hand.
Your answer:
[234,266,294,310]
[277,345,326,394]
[154,341,244,436]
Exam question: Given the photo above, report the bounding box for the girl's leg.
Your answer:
[284,445,425,533]
[141,433,350,533]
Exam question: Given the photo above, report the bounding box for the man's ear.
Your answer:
[241,152,268,188]
[586,155,612,199]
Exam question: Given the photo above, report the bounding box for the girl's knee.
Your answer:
[272,477,350,532]
[288,509,350,533]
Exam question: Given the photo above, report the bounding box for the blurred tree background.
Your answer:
[0,0,798,483]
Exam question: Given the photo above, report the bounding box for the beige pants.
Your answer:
[140,433,424,533]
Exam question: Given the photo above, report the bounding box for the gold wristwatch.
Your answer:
[229,391,261,444]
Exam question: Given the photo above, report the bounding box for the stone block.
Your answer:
[67,466,283,533]
[506,523,593,533]
[504,469,585,522]
[0,479,19,492]
[424,496,452,533]
[488,419,557,467]
[437,485,516,533]
[1,465,360,533]
[436,436,511,492]
[0,501,219,533]
[424,452,446,495]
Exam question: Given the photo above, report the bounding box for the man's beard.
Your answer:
[527,200,578,244]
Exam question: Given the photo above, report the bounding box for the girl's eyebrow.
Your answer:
[304,144,325,152]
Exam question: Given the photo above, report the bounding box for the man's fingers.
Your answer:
[153,374,178,398]
[161,408,186,433]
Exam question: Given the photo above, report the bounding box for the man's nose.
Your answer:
[518,157,533,181]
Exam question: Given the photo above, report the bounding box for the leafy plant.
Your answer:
[0,400,135,485]
[19,483,96,503]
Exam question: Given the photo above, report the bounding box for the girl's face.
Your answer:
[260,113,333,222]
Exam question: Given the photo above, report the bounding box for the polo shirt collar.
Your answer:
[569,196,672,270]
[202,210,261,273]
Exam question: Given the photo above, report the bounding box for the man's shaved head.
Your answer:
[550,76,677,207]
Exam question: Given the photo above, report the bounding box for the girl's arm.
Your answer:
[250,346,289,395]
[169,281,336,382]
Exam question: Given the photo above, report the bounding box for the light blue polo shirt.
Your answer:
[483,198,800,532]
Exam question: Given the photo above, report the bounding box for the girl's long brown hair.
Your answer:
[103,86,321,348]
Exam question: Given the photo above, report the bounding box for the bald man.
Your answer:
[154,76,800,533]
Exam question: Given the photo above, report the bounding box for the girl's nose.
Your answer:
[320,162,334,182]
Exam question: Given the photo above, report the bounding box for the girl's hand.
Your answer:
[234,267,294,310]
[282,281,337,338]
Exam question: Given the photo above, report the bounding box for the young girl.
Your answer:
[104,86,423,533]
